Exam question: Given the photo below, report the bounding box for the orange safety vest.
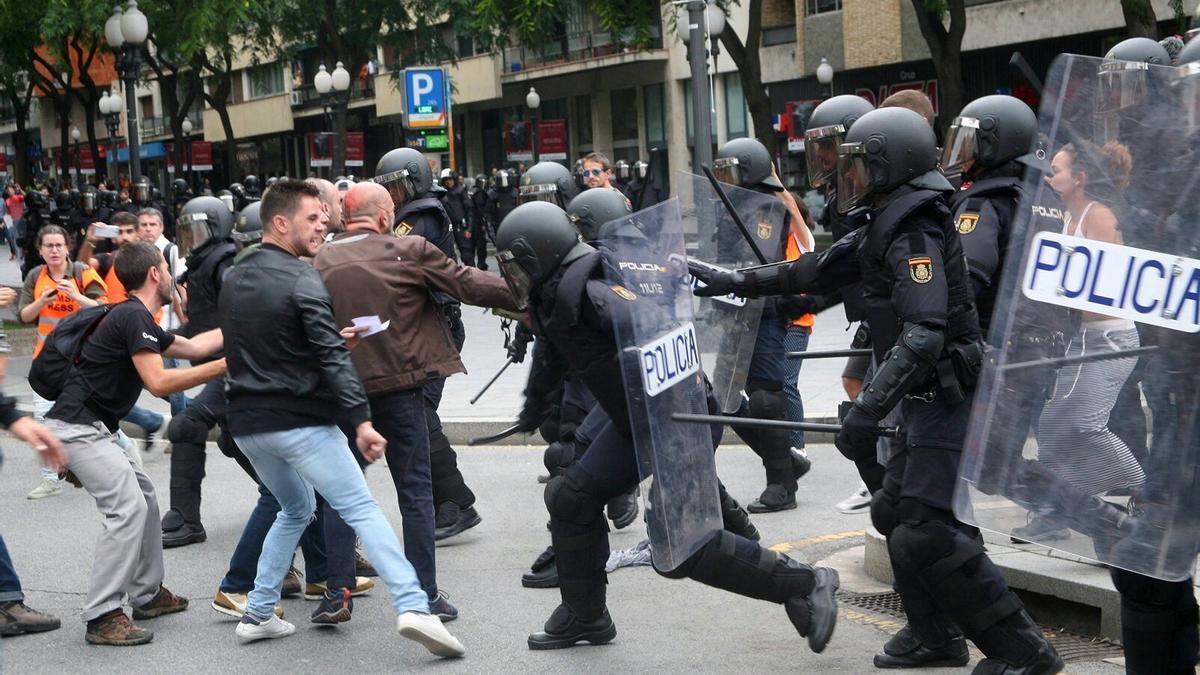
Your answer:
[32,264,108,358]
[785,231,815,330]
[104,264,164,324]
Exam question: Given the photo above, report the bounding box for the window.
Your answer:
[643,83,665,145]
[247,64,284,99]
[724,74,748,139]
[806,0,841,15]
[574,94,593,150]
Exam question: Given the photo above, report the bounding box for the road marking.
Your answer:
[769,530,864,553]
[839,607,906,633]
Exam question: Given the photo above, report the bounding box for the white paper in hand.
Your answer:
[351,315,391,338]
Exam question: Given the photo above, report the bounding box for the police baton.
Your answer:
[786,348,872,360]
[670,412,901,439]
[467,422,526,446]
[1000,345,1157,373]
[700,166,769,265]
[469,358,514,405]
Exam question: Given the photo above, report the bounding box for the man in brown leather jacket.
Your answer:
[314,181,519,622]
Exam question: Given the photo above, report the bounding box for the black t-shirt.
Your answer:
[48,299,175,432]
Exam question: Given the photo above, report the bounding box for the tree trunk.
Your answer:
[719,0,778,157]
[1121,0,1158,38]
[910,0,967,138]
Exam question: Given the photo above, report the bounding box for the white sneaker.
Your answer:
[397,611,465,658]
[835,481,871,514]
[27,478,62,500]
[235,614,295,642]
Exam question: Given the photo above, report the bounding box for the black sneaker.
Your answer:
[428,591,458,622]
[310,588,352,625]
[434,503,482,541]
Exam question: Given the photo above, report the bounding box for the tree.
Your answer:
[0,3,44,184]
[910,0,966,137]
[1119,1,1188,39]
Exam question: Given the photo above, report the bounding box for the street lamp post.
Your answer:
[816,57,834,99]
[70,126,81,189]
[314,62,351,177]
[182,117,195,190]
[526,87,540,164]
[99,88,123,186]
[679,0,715,172]
[105,1,149,184]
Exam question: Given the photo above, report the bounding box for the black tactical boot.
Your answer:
[748,483,797,513]
[434,502,482,541]
[606,489,639,530]
[874,618,970,669]
[970,610,1064,675]
[522,546,559,588]
[527,604,616,650]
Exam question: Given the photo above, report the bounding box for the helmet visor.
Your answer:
[836,143,874,214]
[940,116,980,175]
[518,183,564,207]
[374,168,415,201]
[1097,60,1149,113]
[1177,64,1200,136]
[804,124,845,188]
[712,157,742,186]
[496,172,511,189]
[134,183,150,203]
[81,191,96,213]
[176,212,212,257]
[496,249,532,310]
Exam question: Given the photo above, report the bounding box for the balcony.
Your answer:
[289,78,375,111]
[139,111,204,138]
[501,26,665,79]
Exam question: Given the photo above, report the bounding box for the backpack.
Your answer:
[28,303,114,401]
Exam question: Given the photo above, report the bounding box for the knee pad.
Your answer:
[543,440,576,476]
[870,490,900,537]
[167,412,210,446]
[889,521,962,572]
[544,464,605,528]
[747,387,786,420]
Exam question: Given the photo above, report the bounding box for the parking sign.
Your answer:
[403,67,448,129]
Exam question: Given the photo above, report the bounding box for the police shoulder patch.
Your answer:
[393,221,413,237]
[956,212,979,235]
[756,222,772,240]
[611,285,637,301]
[908,256,933,284]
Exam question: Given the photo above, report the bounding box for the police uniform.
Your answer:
[469,185,491,269]
[440,183,473,266]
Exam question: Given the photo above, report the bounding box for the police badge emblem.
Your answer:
[393,221,413,237]
[908,256,933,283]
[611,285,637,301]
[956,212,979,235]
[756,222,771,239]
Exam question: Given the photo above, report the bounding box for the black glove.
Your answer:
[835,404,881,462]
[688,260,744,298]
[777,294,822,320]
[517,401,544,433]
[507,323,534,363]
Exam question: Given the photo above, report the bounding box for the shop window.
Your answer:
[806,0,841,15]
[247,64,285,100]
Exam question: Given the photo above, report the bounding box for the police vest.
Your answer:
[394,197,457,261]
[181,239,237,340]
[950,175,1022,332]
[859,188,980,365]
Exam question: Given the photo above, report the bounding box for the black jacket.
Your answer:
[219,244,370,428]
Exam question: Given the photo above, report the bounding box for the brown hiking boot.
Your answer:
[132,585,189,620]
[0,601,61,635]
[85,611,153,646]
[281,567,303,598]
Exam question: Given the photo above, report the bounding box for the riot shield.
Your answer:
[675,171,788,413]
[601,198,724,572]
[955,53,1200,581]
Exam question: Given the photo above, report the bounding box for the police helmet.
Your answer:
[374,147,433,205]
[714,138,783,191]
[519,161,580,207]
[837,107,939,214]
[495,201,594,308]
[233,200,263,245]
[216,189,236,213]
[804,95,876,188]
[1179,34,1200,66]
[566,187,633,241]
[244,175,260,193]
[265,177,279,188]
[1099,37,1173,115]
[439,167,457,183]
[54,190,72,213]
[941,95,1037,175]
[80,186,98,214]
[172,178,189,197]
[177,195,235,256]
[573,159,586,190]
[613,159,631,181]
[633,160,650,181]
[474,174,488,190]
[133,177,152,204]
[494,169,514,190]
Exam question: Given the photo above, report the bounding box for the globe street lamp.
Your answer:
[314,62,351,176]
[105,1,149,184]
[816,57,834,99]
[99,88,123,185]
[70,126,81,188]
[182,116,195,190]
[526,87,541,164]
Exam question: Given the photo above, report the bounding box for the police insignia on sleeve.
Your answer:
[393,221,413,237]
[757,223,772,239]
[909,257,933,283]
[611,285,637,301]
[956,212,979,235]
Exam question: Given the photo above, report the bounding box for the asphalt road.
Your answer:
[0,436,1124,674]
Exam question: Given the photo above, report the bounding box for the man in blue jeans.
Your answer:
[219,179,463,656]
[314,181,519,624]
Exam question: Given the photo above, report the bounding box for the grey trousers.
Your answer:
[46,419,164,622]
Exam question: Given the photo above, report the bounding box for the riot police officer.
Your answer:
[711,137,811,513]
[624,159,663,209]
[691,107,1063,673]
[374,148,480,540]
[496,201,839,652]
[518,161,579,209]
[172,178,192,216]
[470,173,491,269]
[439,168,473,264]
[231,200,263,251]
[161,195,240,547]
[243,174,262,199]
[487,170,519,238]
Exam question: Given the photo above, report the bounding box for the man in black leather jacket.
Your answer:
[218,179,465,654]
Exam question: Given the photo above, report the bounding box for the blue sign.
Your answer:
[403,68,448,129]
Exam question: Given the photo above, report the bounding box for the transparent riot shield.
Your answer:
[675,171,788,413]
[955,53,1200,581]
[601,198,724,572]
